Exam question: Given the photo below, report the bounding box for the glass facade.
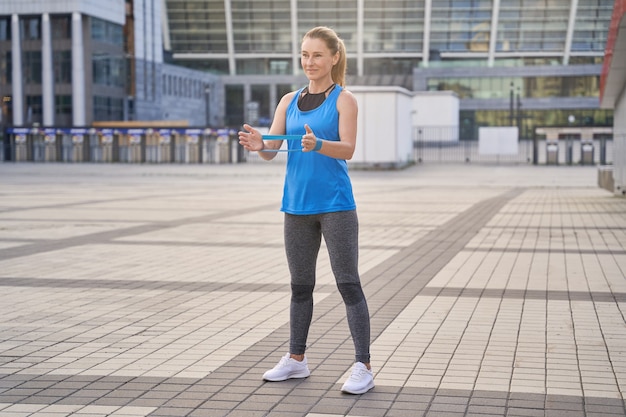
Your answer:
[572,0,613,51]
[236,58,292,75]
[162,0,612,131]
[363,0,425,53]
[460,108,613,139]
[165,0,611,76]
[232,0,292,53]
[431,0,492,53]
[176,58,230,74]
[363,57,420,75]
[93,54,125,87]
[91,17,124,46]
[498,0,570,52]
[428,74,601,99]
[297,0,357,51]
[167,0,228,53]
[93,96,124,121]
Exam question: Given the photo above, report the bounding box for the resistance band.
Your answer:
[261,134,302,152]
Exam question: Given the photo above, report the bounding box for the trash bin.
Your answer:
[71,135,85,162]
[565,139,573,165]
[218,134,230,163]
[581,140,594,165]
[546,140,558,165]
[186,136,199,163]
[101,134,113,162]
[14,134,28,161]
[44,135,57,162]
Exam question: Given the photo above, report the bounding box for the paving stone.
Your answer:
[0,163,624,417]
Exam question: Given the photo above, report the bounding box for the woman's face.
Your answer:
[301,37,338,82]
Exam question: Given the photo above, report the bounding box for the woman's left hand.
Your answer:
[301,124,317,152]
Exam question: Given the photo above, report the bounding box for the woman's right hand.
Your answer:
[238,124,265,152]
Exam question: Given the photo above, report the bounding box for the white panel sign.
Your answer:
[479,127,519,155]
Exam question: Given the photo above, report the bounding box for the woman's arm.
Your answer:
[301,89,358,160]
[238,92,296,161]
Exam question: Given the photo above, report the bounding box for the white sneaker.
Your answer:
[341,362,375,394]
[262,353,311,381]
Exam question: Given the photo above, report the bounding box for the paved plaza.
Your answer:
[0,161,625,417]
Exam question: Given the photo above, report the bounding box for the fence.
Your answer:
[0,125,615,167]
[413,138,614,165]
[1,127,245,164]
[412,126,613,165]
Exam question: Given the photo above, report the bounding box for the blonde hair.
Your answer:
[303,26,347,87]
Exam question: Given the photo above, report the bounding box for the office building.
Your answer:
[165,0,614,135]
[1,0,615,138]
[0,0,219,127]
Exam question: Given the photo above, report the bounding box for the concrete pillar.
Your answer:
[11,14,23,126]
[42,13,55,126]
[72,12,86,126]
[422,0,432,67]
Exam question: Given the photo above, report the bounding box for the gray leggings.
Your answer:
[284,210,371,364]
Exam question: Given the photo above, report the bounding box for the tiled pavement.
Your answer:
[0,162,625,417]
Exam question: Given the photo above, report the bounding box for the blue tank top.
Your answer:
[281,85,356,215]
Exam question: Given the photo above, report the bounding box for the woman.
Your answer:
[238,26,374,395]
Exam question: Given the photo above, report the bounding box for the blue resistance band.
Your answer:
[261,134,302,152]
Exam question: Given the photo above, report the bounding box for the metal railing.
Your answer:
[1,125,615,167]
[1,127,245,164]
[412,138,614,165]
[412,126,613,165]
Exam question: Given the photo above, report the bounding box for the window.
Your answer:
[91,17,124,47]
[51,15,71,39]
[24,51,42,84]
[21,16,41,40]
[93,96,124,121]
[55,95,72,116]
[0,17,10,41]
[26,95,42,124]
[54,51,72,83]
[92,18,106,40]
[1,51,10,85]
[93,54,125,87]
